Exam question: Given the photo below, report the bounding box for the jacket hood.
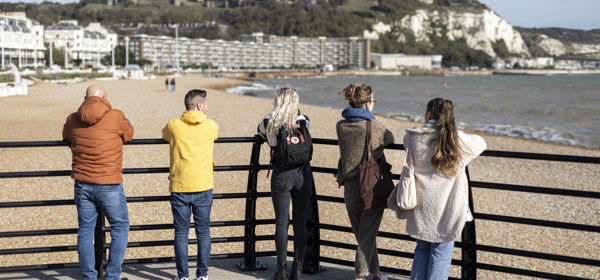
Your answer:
[180,110,208,125]
[406,119,437,134]
[77,96,112,125]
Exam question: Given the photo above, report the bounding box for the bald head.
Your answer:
[85,84,107,99]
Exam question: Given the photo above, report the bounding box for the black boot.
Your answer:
[273,262,287,280]
[289,260,303,280]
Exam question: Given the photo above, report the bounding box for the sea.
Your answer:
[227,75,600,149]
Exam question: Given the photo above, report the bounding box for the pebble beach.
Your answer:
[0,75,598,279]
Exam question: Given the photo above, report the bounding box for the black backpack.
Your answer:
[272,122,313,170]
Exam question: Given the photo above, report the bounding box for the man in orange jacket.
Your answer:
[62,84,134,280]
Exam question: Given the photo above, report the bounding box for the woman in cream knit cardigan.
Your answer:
[405,98,486,280]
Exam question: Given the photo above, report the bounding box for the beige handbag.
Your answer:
[387,133,417,216]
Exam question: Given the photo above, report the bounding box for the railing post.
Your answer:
[237,135,267,271]
[461,167,477,280]
[94,212,107,280]
[303,168,326,274]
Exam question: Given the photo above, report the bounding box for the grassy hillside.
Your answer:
[0,0,508,67]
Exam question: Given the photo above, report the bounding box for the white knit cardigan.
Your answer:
[404,123,486,243]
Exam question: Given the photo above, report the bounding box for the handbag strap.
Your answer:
[361,120,373,163]
[405,132,414,168]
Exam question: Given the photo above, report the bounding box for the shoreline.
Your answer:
[211,68,600,79]
[221,76,599,151]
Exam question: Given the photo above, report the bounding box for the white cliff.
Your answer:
[535,34,567,56]
[365,8,532,57]
[399,9,530,57]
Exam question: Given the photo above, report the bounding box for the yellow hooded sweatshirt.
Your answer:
[162,110,219,193]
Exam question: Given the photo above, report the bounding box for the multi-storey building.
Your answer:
[0,12,45,69]
[125,32,369,70]
[243,33,370,68]
[45,20,117,68]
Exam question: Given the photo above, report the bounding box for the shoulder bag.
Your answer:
[387,132,417,216]
[358,120,395,210]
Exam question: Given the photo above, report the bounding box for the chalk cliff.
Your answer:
[365,8,531,57]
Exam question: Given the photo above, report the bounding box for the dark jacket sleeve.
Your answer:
[383,128,395,147]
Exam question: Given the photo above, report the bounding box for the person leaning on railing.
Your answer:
[403,98,486,280]
[257,88,313,280]
[335,84,394,280]
[62,84,134,280]
[162,89,219,280]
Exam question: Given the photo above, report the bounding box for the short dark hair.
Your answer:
[184,89,207,110]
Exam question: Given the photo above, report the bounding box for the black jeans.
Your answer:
[270,165,313,265]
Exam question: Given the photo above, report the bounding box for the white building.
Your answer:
[45,20,117,68]
[370,53,442,70]
[0,12,45,69]
[125,32,370,70]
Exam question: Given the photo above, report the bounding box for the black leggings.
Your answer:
[270,165,313,265]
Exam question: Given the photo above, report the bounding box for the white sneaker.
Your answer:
[196,277,209,280]
[173,277,189,280]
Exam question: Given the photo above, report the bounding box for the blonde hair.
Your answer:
[266,88,300,138]
[338,84,372,108]
[427,98,462,176]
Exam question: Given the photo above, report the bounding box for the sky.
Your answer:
[479,0,600,30]
[4,0,600,30]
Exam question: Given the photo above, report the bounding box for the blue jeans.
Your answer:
[74,181,129,280]
[410,239,455,280]
[171,190,213,278]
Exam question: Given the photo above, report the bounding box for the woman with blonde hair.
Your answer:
[336,84,394,280]
[404,98,486,279]
[258,88,313,280]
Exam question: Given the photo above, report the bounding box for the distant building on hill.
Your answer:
[123,32,370,71]
[0,12,45,69]
[45,20,117,68]
[370,53,442,70]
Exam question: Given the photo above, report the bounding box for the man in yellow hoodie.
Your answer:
[162,89,219,280]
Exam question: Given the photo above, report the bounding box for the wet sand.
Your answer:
[0,75,598,279]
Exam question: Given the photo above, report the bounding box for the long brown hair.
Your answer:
[338,84,372,108]
[427,98,462,176]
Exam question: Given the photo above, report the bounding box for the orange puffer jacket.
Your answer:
[62,96,134,185]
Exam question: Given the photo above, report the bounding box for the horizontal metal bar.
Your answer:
[0,137,257,148]
[474,244,600,266]
[0,228,78,238]
[476,262,593,280]
[2,138,599,164]
[315,195,344,203]
[0,192,267,209]
[475,213,600,232]
[470,181,600,199]
[480,150,600,164]
[0,262,80,273]
[0,245,77,255]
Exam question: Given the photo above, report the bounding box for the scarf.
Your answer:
[341,107,376,122]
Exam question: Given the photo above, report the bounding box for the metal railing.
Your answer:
[0,137,599,280]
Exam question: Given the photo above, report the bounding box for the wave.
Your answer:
[387,112,579,146]
[226,82,278,95]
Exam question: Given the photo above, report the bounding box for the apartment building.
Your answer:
[244,33,370,68]
[126,32,369,70]
[0,12,45,69]
[45,20,117,68]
